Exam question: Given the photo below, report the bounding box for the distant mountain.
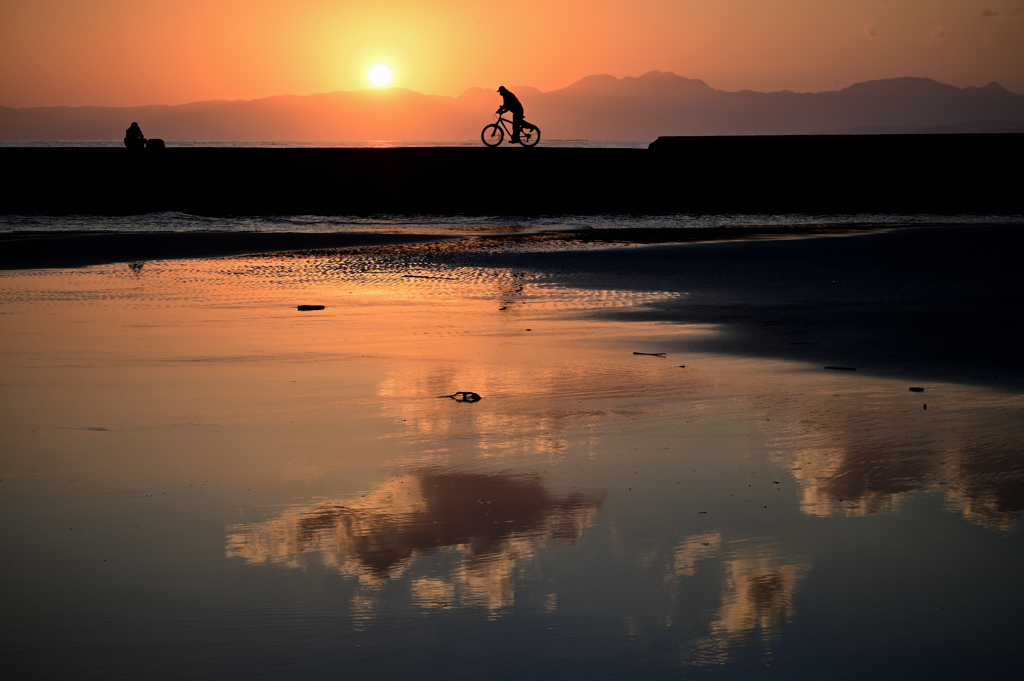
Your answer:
[0,89,483,141]
[2,72,1022,141]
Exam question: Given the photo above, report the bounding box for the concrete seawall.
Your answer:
[1,135,1020,216]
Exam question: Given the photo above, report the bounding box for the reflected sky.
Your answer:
[2,247,1023,679]
[674,536,810,666]
[760,386,1024,531]
[228,468,603,614]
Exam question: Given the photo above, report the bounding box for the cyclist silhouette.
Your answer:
[496,86,524,144]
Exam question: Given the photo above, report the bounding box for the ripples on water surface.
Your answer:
[1,248,1022,679]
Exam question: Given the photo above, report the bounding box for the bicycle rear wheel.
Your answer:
[481,124,503,147]
[519,123,541,147]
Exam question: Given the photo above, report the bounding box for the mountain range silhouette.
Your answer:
[2,71,1022,141]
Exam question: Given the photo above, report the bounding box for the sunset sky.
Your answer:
[2,0,1023,108]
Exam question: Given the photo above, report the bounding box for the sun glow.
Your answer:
[368,65,392,87]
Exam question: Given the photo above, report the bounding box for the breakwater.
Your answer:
[2,134,1020,215]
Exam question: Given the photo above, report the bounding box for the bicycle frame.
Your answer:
[482,113,540,147]
[493,113,516,137]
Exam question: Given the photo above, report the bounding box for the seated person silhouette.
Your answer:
[124,122,146,149]
[496,86,524,144]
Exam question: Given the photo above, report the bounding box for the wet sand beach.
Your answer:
[1,224,1022,679]
[470,224,1024,391]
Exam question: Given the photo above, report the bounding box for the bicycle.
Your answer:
[481,113,541,147]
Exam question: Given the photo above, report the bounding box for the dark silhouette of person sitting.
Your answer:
[496,86,524,144]
[124,122,146,149]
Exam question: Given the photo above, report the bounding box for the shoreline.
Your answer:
[3,224,1019,392]
[7,222,1022,270]
[0,231,450,270]
[0,225,896,270]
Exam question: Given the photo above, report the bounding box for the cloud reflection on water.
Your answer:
[669,534,810,666]
[762,389,1024,531]
[227,468,604,614]
[692,552,809,665]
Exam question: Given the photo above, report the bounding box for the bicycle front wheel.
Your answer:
[481,124,504,147]
[519,123,541,147]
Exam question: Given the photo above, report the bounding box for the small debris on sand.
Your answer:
[909,387,925,392]
[824,366,857,371]
[297,305,325,311]
[634,352,666,357]
[437,391,482,403]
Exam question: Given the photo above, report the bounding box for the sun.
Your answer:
[368,65,392,87]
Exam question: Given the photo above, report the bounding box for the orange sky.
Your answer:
[2,0,1022,107]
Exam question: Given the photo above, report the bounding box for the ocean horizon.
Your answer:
[0,139,651,149]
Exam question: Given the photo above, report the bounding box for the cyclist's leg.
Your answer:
[512,111,523,142]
